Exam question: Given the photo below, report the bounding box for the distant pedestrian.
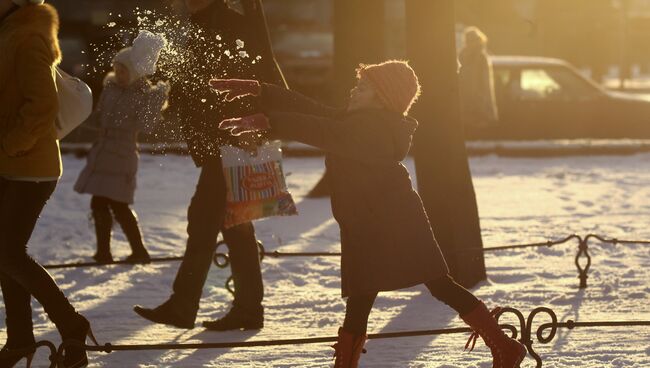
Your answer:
[0,1,95,367]
[210,60,526,368]
[74,30,169,264]
[459,26,499,127]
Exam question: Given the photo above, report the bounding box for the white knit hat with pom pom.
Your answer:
[113,30,167,80]
[12,0,45,5]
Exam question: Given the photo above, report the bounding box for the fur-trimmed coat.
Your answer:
[74,75,168,204]
[0,4,62,178]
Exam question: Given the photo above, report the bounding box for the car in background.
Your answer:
[464,56,650,140]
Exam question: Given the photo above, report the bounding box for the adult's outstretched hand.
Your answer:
[209,78,261,102]
[219,113,270,136]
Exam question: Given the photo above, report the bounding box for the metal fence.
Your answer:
[8,307,649,368]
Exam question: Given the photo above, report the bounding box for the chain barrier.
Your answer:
[51,307,650,368]
[41,233,650,292]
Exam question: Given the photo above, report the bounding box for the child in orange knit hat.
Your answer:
[209,60,525,368]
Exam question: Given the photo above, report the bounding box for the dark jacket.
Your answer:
[258,84,449,297]
[459,46,498,126]
[167,0,284,166]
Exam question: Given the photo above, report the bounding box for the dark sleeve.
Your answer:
[267,111,392,162]
[243,0,287,88]
[258,83,343,118]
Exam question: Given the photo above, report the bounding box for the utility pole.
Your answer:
[405,0,486,288]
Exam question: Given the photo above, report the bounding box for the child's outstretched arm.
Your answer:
[209,79,341,118]
[220,111,390,163]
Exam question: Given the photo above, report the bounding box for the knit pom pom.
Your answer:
[130,30,168,77]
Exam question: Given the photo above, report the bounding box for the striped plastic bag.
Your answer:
[220,141,297,229]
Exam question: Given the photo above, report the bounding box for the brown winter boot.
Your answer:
[461,302,527,368]
[332,327,367,368]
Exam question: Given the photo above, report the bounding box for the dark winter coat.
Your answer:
[74,75,167,204]
[0,4,61,178]
[258,84,450,297]
[167,0,284,166]
[458,46,499,126]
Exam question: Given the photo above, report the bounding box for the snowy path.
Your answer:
[2,153,649,367]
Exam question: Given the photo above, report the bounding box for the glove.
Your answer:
[209,78,261,102]
[219,113,270,136]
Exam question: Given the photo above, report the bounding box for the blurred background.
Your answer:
[50,0,650,142]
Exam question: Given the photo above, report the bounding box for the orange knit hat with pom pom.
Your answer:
[357,60,421,115]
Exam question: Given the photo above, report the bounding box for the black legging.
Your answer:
[343,275,480,335]
[91,196,136,222]
[0,178,78,345]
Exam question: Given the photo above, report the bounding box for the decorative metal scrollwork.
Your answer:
[575,235,592,289]
[495,307,559,368]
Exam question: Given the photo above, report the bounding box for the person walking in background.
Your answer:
[0,0,96,367]
[134,0,286,331]
[459,26,499,127]
[74,30,169,265]
[209,60,526,368]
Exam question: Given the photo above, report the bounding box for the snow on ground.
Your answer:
[2,152,650,367]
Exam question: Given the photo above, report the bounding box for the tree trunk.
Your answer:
[405,0,486,288]
[307,0,386,198]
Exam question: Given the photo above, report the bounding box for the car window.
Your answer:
[514,67,600,101]
[520,69,561,100]
[546,67,601,99]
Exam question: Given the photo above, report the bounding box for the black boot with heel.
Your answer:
[0,344,35,368]
[59,314,98,368]
[91,209,113,264]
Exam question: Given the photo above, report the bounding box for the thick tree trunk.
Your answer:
[307,0,386,198]
[405,0,486,288]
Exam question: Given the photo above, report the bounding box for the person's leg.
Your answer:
[333,293,377,368]
[0,179,35,360]
[203,221,264,331]
[135,158,226,328]
[202,221,264,330]
[170,158,226,316]
[91,196,113,263]
[424,274,480,315]
[0,271,34,347]
[343,293,377,335]
[223,222,263,312]
[426,275,526,368]
[109,199,150,263]
[0,179,90,366]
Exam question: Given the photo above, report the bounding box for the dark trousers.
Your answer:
[0,178,77,346]
[343,275,480,335]
[168,159,263,321]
